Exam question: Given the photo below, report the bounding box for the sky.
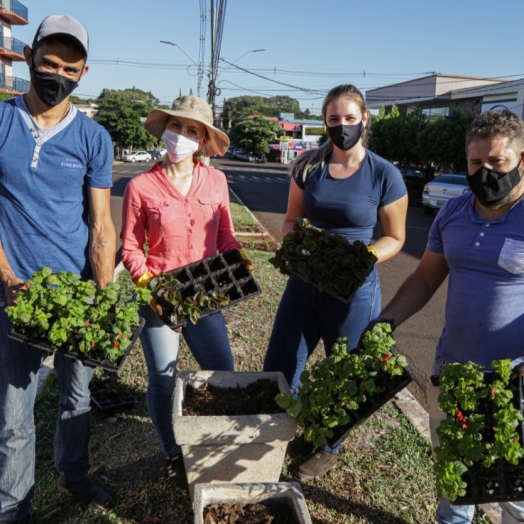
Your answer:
[11,0,524,114]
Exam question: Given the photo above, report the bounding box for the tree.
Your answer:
[368,105,428,165]
[95,89,158,153]
[0,92,15,102]
[228,117,283,158]
[416,112,474,173]
[97,87,160,108]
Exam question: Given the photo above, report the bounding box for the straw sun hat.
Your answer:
[145,95,230,157]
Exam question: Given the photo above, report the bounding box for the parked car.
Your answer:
[148,149,166,160]
[422,174,470,215]
[123,151,152,163]
[232,149,244,159]
[398,166,435,206]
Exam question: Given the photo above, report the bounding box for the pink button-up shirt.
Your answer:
[121,160,241,282]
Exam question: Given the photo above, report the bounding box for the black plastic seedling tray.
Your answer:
[449,375,524,505]
[8,317,145,374]
[325,364,412,448]
[155,249,261,330]
[90,379,138,416]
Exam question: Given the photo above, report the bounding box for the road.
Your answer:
[110,158,446,409]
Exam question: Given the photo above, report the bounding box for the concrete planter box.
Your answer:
[173,371,297,499]
[193,482,312,524]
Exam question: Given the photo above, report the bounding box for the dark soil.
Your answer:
[203,502,297,523]
[183,379,286,416]
[239,238,280,252]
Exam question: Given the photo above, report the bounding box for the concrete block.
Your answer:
[173,371,297,500]
[193,482,312,524]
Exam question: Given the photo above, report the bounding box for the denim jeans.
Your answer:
[0,288,94,521]
[139,305,234,457]
[263,268,381,453]
[428,360,524,524]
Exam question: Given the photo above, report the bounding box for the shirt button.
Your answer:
[485,223,490,227]
[475,242,480,246]
[190,220,195,226]
[480,232,485,237]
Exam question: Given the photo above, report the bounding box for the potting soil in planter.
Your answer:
[148,249,261,330]
[269,217,377,303]
[203,501,298,524]
[434,360,524,505]
[183,379,286,416]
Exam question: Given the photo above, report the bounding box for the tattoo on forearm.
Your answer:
[92,236,107,251]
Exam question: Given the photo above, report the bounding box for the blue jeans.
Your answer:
[139,305,234,457]
[0,289,94,521]
[263,269,381,453]
[428,360,524,523]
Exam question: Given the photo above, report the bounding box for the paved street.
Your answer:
[111,157,447,409]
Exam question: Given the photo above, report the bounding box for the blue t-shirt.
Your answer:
[0,96,113,281]
[294,150,406,244]
[428,191,524,368]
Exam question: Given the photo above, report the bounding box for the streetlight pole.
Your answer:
[160,40,201,97]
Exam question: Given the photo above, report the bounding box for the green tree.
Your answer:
[368,105,428,165]
[95,90,157,153]
[97,87,160,108]
[0,92,15,102]
[229,117,282,158]
[416,112,474,173]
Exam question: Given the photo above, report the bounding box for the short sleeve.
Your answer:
[379,163,407,207]
[293,170,305,190]
[86,126,113,188]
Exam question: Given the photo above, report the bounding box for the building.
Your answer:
[0,0,29,94]
[365,73,523,119]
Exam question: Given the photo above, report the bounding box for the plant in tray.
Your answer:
[275,323,409,447]
[6,267,146,363]
[434,359,524,501]
[147,272,230,327]
[269,217,378,301]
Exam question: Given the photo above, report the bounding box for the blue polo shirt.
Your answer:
[294,150,406,244]
[0,96,113,281]
[428,191,524,367]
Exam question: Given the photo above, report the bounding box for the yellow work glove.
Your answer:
[239,249,254,272]
[367,246,378,260]
[137,272,154,288]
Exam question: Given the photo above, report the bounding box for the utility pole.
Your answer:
[208,1,217,124]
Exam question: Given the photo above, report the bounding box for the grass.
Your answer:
[228,189,262,232]
[28,208,493,523]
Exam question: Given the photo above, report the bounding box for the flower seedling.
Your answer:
[6,267,146,364]
[434,359,524,501]
[269,217,378,301]
[276,323,409,447]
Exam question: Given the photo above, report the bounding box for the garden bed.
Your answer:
[90,374,138,416]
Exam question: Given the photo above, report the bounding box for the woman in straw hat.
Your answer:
[121,95,242,485]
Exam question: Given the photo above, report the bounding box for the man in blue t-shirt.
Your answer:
[374,110,524,523]
[0,15,116,522]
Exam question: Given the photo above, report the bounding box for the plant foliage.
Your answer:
[6,267,147,363]
[269,217,377,300]
[434,360,524,501]
[276,323,409,446]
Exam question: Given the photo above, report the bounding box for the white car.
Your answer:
[422,174,470,215]
[123,151,152,163]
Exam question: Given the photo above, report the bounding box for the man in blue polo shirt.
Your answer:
[0,14,116,522]
[373,110,524,523]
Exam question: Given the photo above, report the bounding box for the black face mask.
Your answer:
[29,60,79,107]
[467,162,522,205]
[326,123,364,151]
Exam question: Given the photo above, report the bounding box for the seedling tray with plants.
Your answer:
[6,267,146,373]
[147,249,261,330]
[276,323,411,448]
[90,373,138,416]
[269,218,378,303]
[434,360,524,505]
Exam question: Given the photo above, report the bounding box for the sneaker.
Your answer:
[297,449,338,480]
[166,451,188,490]
[286,434,316,456]
[57,476,113,508]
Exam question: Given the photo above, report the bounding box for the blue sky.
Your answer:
[12,0,524,114]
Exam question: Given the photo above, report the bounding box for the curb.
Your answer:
[229,187,275,242]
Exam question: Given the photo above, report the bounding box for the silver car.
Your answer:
[422,174,470,215]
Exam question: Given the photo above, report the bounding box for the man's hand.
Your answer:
[3,277,28,306]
